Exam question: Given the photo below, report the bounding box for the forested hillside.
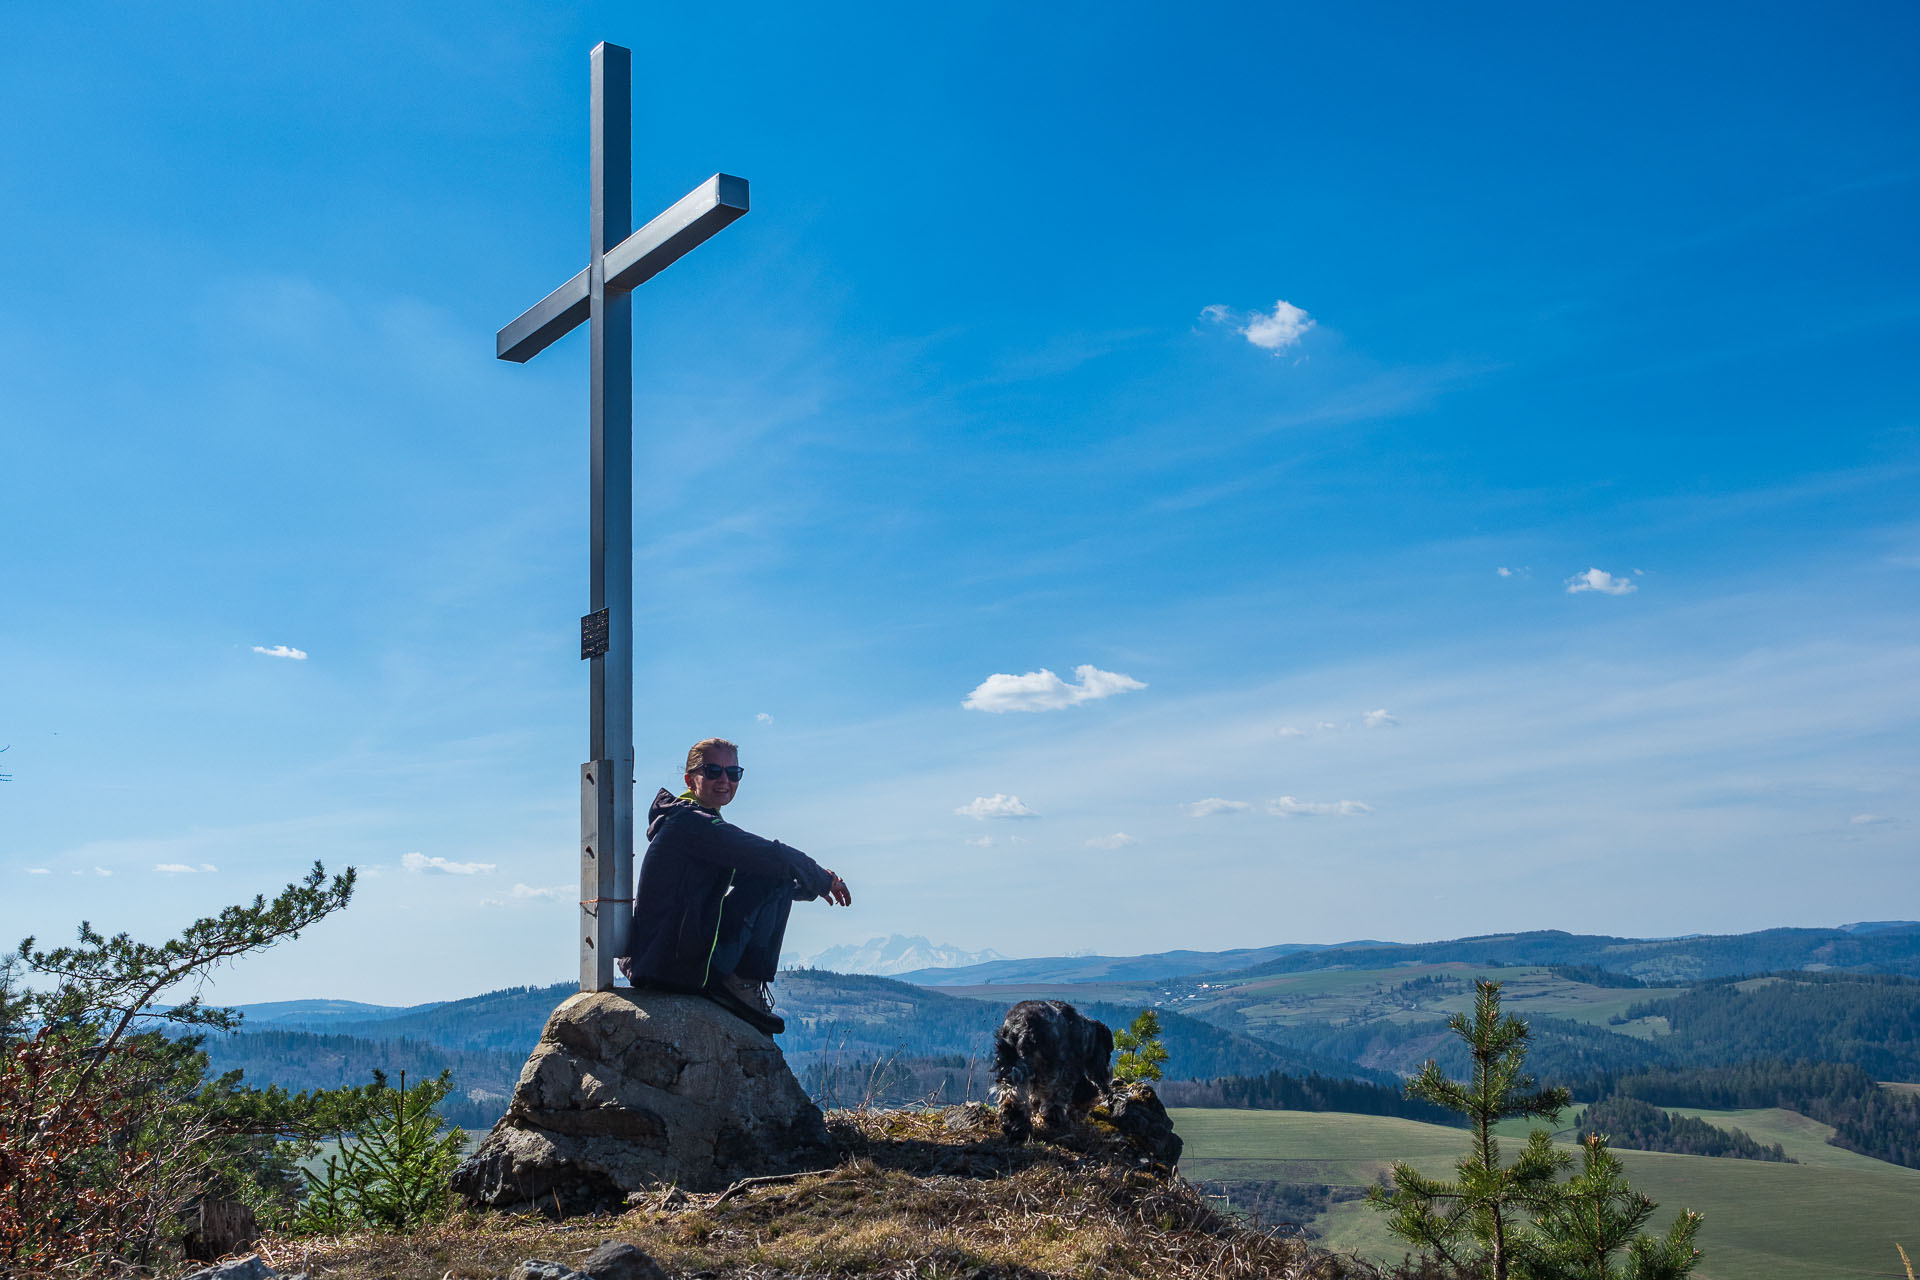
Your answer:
[773,971,1367,1082]
[1226,925,1920,984]
[1572,1061,1920,1169]
[1574,1095,1790,1161]
[1621,973,1920,1078]
[1242,1011,1671,1081]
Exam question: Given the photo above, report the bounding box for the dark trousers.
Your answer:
[708,873,794,983]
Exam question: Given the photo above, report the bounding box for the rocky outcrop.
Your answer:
[1099,1081,1183,1168]
[451,989,835,1213]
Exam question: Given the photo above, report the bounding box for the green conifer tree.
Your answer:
[1113,1008,1168,1084]
[1527,1133,1702,1280]
[1368,980,1572,1280]
[295,1069,464,1233]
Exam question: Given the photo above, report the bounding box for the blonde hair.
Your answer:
[685,737,739,773]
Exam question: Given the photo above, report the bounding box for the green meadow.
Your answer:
[1173,1106,1920,1280]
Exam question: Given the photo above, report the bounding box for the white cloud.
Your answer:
[1316,721,1337,731]
[481,882,570,908]
[1566,568,1637,596]
[1084,833,1139,850]
[756,712,774,725]
[1497,566,1513,577]
[27,868,50,875]
[1183,797,1253,818]
[964,836,996,848]
[251,644,309,660]
[1270,795,1371,817]
[963,664,1146,713]
[1203,299,1316,354]
[401,851,496,875]
[1850,813,1890,826]
[955,794,1038,820]
[1363,708,1398,729]
[93,867,112,877]
[1276,726,1305,737]
[154,862,218,874]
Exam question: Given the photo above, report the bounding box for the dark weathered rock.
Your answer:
[176,1257,278,1280]
[451,989,835,1213]
[1102,1080,1183,1167]
[579,1240,670,1280]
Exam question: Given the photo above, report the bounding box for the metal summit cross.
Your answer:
[496,42,749,992]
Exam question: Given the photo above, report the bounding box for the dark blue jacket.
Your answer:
[625,788,833,990]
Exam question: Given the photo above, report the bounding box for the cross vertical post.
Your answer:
[584,42,633,993]
[495,42,749,993]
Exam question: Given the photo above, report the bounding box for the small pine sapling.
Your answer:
[1527,1132,1702,1279]
[296,1069,464,1233]
[1113,1009,1168,1084]
[1367,979,1572,1280]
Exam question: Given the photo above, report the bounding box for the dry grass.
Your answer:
[255,1108,1427,1279]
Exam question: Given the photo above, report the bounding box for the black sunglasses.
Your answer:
[695,763,745,782]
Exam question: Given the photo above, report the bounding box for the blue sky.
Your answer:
[3,3,1915,1005]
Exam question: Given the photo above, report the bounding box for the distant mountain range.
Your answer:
[893,941,1389,986]
[890,923,1920,987]
[788,934,1009,976]
[205,919,1920,1133]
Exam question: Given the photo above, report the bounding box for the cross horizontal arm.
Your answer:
[497,267,590,364]
[495,174,750,365]
[603,173,749,294]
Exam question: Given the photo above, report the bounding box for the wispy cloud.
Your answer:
[401,851,495,875]
[1084,833,1139,849]
[756,712,774,725]
[251,644,309,660]
[955,794,1038,820]
[1270,796,1371,817]
[1363,708,1398,729]
[1496,566,1531,579]
[154,862,218,874]
[964,664,1146,713]
[481,882,570,907]
[1183,797,1253,818]
[1850,813,1891,826]
[1202,299,1316,354]
[1566,568,1637,596]
[26,868,50,876]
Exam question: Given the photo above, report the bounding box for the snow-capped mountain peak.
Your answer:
[788,934,1008,976]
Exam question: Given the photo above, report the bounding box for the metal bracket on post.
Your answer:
[580,759,619,991]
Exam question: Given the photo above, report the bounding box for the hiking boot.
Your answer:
[707,972,785,1035]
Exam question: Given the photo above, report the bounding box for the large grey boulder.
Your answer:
[451,989,835,1213]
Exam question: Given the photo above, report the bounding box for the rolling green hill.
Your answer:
[1174,1106,1920,1280]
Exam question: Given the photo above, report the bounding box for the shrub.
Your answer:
[0,864,365,1272]
[295,1069,464,1233]
[1114,1009,1168,1084]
